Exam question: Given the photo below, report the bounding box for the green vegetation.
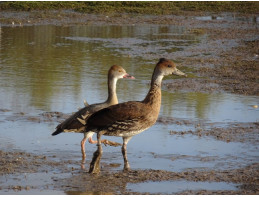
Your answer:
[0,1,258,14]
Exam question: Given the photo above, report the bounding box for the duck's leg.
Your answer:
[89,132,103,174]
[81,134,87,163]
[81,132,94,163]
[89,135,122,147]
[88,136,97,144]
[122,136,132,171]
[101,139,122,147]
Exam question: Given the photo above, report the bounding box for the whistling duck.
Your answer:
[52,65,134,162]
[86,58,187,173]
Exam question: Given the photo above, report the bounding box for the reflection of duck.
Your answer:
[87,58,187,173]
[66,191,114,195]
[52,65,134,162]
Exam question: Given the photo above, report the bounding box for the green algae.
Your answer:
[1,2,258,14]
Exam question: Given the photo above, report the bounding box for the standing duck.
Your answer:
[52,65,134,162]
[86,58,187,173]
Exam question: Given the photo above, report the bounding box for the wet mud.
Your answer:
[4,111,70,123]
[0,10,259,194]
[197,40,259,96]
[59,164,259,195]
[169,121,259,146]
[0,149,258,194]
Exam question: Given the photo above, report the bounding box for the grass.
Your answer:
[0,1,258,14]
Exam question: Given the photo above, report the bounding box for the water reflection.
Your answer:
[0,25,196,114]
[161,91,259,122]
[0,24,258,122]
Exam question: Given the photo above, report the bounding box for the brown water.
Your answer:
[0,24,258,194]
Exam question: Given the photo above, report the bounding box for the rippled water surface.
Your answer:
[0,24,258,194]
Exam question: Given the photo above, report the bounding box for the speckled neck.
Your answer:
[143,71,163,107]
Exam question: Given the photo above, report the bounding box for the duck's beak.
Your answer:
[123,73,135,79]
[172,68,187,77]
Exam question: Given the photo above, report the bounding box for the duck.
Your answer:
[51,65,135,162]
[85,58,187,173]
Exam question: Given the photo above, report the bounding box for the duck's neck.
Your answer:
[143,72,163,110]
[106,77,118,105]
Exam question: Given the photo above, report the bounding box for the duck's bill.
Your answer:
[172,68,187,77]
[123,73,135,79]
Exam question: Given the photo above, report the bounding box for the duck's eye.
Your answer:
[168,65,172,68]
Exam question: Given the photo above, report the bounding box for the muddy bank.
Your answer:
[4,111,71,123]
[168,121,259,144]
[158,114,259,144]
[59,164,258,195]
[0,149,258,194]
[0,150,75,193]
[197,40,259,96]
[167,37,259,96]
[0,9,258,26]
[0,150,73,175]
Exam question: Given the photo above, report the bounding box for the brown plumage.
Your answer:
[51,65,134,162]
[86,58,187,173]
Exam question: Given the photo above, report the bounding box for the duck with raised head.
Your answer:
[51,65,135,162]
[85,58,187,173]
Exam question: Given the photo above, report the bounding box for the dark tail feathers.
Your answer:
[52,128,62,136]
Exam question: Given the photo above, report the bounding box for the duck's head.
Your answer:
[109,65,135,80]
[155,58,187,77]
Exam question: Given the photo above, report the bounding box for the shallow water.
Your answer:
[0,172,67,194]
[127,180,239,194]
[1,25,258,118]
[0,23,258,194]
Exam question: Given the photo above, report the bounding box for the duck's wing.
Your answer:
[52,106,93,135]
[86,101,146,129]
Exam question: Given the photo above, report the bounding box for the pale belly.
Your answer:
[103,126,151,138]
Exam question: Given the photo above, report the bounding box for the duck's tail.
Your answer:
[52,128,62,136]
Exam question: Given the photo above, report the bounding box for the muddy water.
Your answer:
[0,21,258,194]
